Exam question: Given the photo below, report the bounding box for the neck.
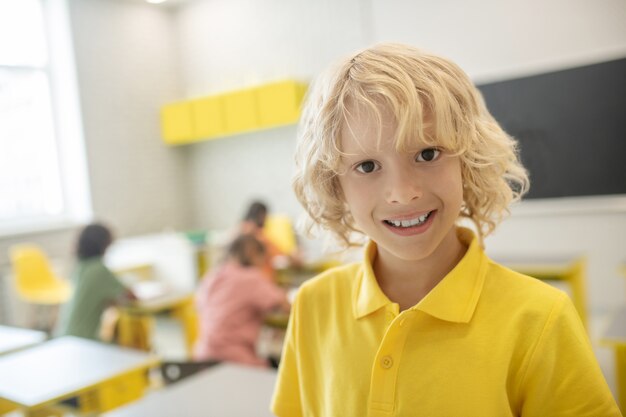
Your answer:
[373,229,466,311]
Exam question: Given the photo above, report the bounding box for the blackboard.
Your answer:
[477,57,626,199]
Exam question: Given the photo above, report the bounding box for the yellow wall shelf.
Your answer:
[160,80,307,145]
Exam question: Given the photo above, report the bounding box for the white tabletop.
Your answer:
[0,336,159,408]
[0,325,46,355]
[122,290,194,314]
[103,363,278,417]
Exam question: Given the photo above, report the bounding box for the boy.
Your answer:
[271,44,620,416]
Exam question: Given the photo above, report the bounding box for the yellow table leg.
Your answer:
[117,312,154,351]
[170,296,198,357]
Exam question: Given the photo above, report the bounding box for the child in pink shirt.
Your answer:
[193,234,289,367]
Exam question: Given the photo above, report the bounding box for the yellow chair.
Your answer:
[263,215,297,254]
[9,244,73,305]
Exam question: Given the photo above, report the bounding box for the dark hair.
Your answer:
[227,234,266,267]
[243,201,268,228]
[76,223,113,260]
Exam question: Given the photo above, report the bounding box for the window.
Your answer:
[0,0,91,236]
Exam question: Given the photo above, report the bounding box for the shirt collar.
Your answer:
[353,227,488,323]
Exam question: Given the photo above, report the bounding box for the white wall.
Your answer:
[69,0,193,237]
[176,0,367,96]
[370,0,626,82]
[174,0,626,313]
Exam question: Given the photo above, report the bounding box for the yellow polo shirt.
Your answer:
[271,228,620,417]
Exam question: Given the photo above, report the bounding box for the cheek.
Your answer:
[437,160,464,203]
[338,177,361,203]
[338,178,372,218]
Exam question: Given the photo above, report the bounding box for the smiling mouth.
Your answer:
[383,211,433,228]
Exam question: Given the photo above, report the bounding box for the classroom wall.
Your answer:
[174,0,626,312]
[68,0,193,237]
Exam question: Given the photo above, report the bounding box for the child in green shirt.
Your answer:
[56,223,134,341]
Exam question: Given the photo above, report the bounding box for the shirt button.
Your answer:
[380,355,393,369]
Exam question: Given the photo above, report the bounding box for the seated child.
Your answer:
[238,200,301,281]
[271,44,620,416]
[193,234,289,367]
[56,223,135,341]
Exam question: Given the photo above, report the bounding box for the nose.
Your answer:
[385,163,423,204]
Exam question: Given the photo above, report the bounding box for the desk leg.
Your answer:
[616,345,626,414]
[117,313,154,351]
[170,297,198,358]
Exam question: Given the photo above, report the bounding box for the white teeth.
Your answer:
[387,212,431,228]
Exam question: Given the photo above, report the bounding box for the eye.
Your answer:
[416,148,441,162]
[355,160,379,174]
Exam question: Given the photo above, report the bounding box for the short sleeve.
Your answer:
[519,293,621,416]
[271,289,303,417]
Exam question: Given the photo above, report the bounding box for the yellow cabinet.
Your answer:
[161,102,194,145]
[224,88,259,134]
[160,80,308,145]
[256,80,307,127]
[191,95,226,139]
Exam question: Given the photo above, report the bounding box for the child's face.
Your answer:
[338,105,464,265]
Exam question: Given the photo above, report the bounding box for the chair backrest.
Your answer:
[9,244,60,294]
[263,215,297,254]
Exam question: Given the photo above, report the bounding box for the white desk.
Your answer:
[0,325,46,355]
[105,232,197,292]
[103,363,277,417]
[0,336,160,414]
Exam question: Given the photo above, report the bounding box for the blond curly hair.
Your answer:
[293,43,529,246]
